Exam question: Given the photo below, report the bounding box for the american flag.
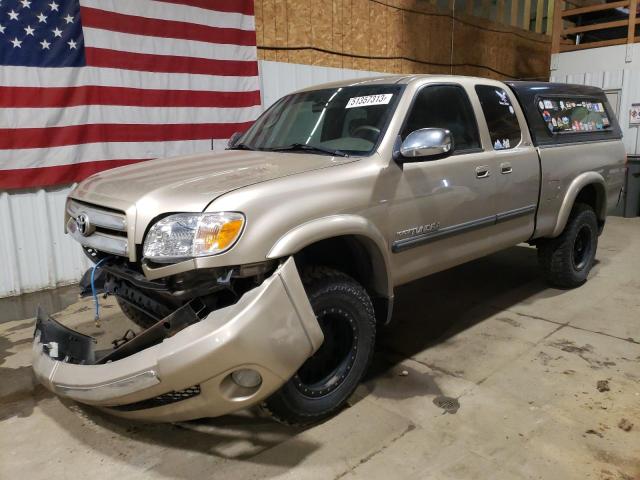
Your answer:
[0,0,260,190]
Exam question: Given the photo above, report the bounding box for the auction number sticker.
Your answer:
[346,94,393,109]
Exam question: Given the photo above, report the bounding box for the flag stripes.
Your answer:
[0,140,227,169]
[82,28,257,61]
[1,0,260,190]
[155,0,254,16]
[0,160,149,190]
[0,122,255,149]
[80,7,257,46]
[2,106,263,129]
[0,86,261,109]
[84,48,258,76]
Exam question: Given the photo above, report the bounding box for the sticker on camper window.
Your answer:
[538,97,612,134]
[345,94,393,109]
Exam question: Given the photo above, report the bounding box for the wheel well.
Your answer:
[293,235,391,324]
[575,183,605,231]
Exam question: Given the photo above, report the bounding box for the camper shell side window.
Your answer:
[505,81,623,147]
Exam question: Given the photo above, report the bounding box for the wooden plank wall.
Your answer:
[255,0,551,80]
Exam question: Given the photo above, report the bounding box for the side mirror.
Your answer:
[398,128,453,161]
[227,131,243,149]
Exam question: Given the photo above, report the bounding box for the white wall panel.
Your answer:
[0,61,387,297]
[602,70,624,90]
[565,73,586,84]
[583,71,604,88]
[0,185,91,297]
[553,46,640,156]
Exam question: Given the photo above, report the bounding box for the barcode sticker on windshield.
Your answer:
[345,94,393,109]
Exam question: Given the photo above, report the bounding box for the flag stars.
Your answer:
[40,38,50,49]
[48,1,59,11]
[0,24,5,34]
[24,25,35,36]
[36,12,47,23]
[20,0,31,8]
[7,9,19,20]
[11,36,22,48]
[52,26,62,37]
[63,13,74,24]
[67,38,77,49]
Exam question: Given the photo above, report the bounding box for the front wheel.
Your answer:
[263,267,376,425]
[537,203,598,288]
[115,296,158,329]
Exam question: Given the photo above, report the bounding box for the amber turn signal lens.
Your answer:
[193,213,245,256]
[198,218,244,253]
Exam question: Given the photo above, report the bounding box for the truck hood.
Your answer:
[70,150,348,244]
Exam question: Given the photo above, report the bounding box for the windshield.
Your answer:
[235,84,403,156]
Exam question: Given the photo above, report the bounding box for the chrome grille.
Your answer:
[66,199,129,257]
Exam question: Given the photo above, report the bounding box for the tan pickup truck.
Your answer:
[33,75,626,425]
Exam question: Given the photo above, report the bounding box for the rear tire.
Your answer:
[263,267,376,426]
[537,203,598,288]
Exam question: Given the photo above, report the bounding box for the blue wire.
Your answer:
[91,256,110,321]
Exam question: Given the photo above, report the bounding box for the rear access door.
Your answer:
[472,83,540,248]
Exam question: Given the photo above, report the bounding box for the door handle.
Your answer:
[500,162,513,174]
[475,166,490,179]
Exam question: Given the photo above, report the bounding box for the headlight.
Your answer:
[143,212,244,262]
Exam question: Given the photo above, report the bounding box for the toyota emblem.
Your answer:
[75,213,95,237]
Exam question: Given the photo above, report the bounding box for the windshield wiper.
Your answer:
[268,143,348,157]
[227,143,256,151]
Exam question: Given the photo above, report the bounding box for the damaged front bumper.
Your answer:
[32,258,323,422]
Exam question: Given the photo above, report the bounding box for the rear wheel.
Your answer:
[537,203,598,288]
[263,267,376,425]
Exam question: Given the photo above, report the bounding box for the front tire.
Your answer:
[115,296,158,330]
[537,203,598,288]
[263,267,376,425]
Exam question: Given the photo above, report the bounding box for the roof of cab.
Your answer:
[292,74,503,93]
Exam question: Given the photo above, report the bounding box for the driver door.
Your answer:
[387,83,499,285]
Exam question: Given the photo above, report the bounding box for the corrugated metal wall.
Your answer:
[0,185,91,297]
[0,61,386,297]
[550,46,640,156]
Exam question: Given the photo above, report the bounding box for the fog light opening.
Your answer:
[220,368,264,401]
[231,368,262,389]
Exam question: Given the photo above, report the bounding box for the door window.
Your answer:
[401,85,481,152]
[475,85,522,150]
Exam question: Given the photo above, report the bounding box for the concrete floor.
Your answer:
[1,217,639,480]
